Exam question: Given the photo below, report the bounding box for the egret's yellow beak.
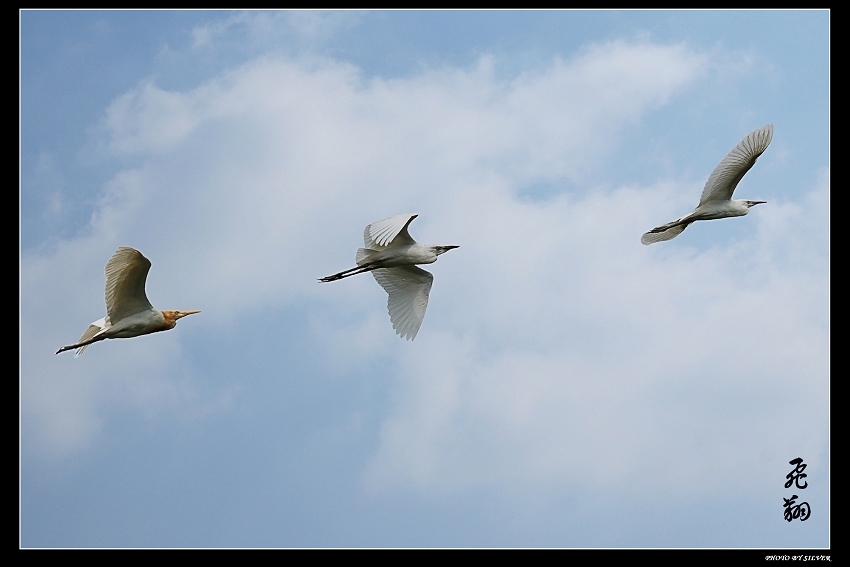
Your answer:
[175,310,201,319]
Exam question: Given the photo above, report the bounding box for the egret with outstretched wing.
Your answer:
[320,214,458,340]
[642,124,773,245]
[57,247,200,355]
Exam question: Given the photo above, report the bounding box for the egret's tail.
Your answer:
[356,248,380,265]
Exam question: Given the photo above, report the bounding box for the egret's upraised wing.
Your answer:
[699,124,773,205]
[105,247,154,323]
[364,214,418,249]
[371,266,433,340]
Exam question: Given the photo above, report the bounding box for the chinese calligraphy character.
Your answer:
[785,457,808,489]
[783,494,811,522]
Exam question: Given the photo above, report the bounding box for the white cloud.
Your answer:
[63,39,711,327]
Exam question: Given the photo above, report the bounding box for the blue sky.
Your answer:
[21,10,829,548]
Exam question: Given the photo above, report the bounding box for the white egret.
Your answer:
[641,124,773,245]
[319,214,458,340]
[56,247,200,355]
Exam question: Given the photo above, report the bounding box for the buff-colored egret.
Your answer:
[641,124,773,245]
[320,214,458,340]
[56,247,200,355]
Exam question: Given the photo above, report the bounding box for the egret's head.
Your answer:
[433,245,459,256]
[162,310,201,326]
[745,200,766,208]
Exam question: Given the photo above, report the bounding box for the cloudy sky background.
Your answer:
[21,10,829,548]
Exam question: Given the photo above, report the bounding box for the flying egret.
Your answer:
[56,247,200,355]
[319,214,458,340]
[641,123,773,245]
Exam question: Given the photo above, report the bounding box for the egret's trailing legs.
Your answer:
[319,264,378,282]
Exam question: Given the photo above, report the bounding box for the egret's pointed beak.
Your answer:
[175,310,201,319]
[748,200,767,206]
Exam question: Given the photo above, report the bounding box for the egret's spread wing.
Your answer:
[104,247,154,323]
[699,124,773,205]
[364,214,418,249]
[74,317,108,356]
[372,266,433,340]
[641,223,688,245]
